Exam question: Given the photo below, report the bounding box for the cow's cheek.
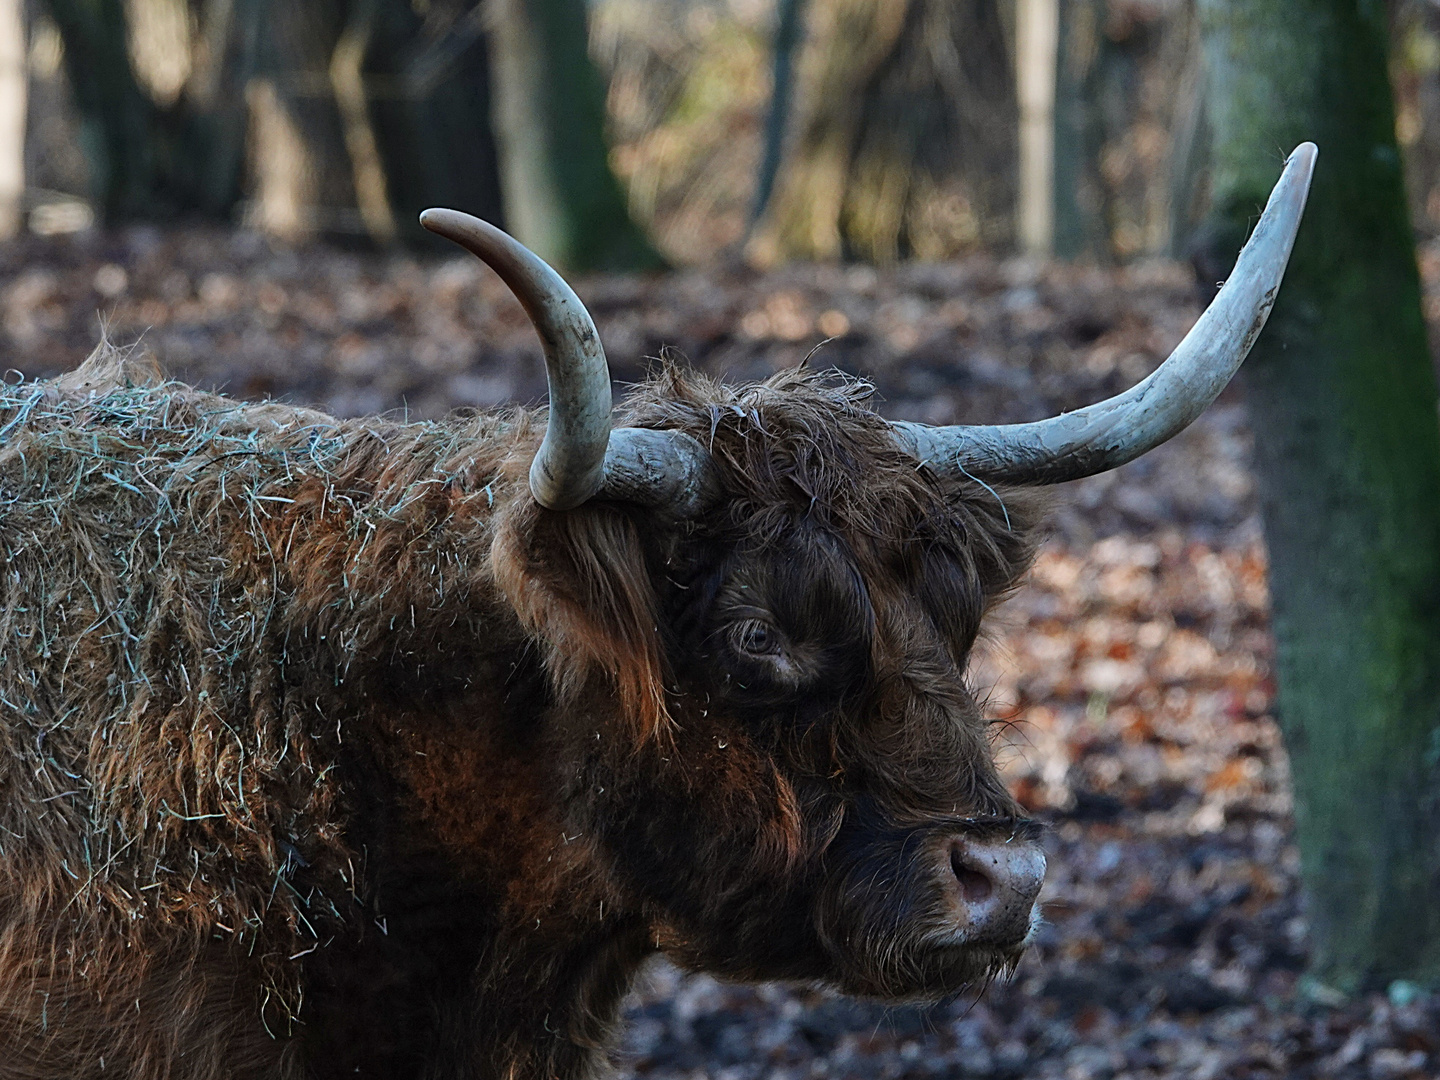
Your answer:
[569,719,826,966]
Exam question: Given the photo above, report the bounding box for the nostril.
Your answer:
[949,846,993,903]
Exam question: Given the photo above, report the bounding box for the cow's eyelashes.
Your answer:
[731,619,783,658]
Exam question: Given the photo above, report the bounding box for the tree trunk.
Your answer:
[44,0,257,221]
[253,0,505,244]
[1016,0,1058,255]
[488,0,660,271]
[1052,0,1106,258]
[750,0,808,229]
[1200,0,1440,993]
[252,0,357,236]
[0,0,24,237]
[1053,0,1205,262]
[1164,5,1208,259]
[753,0,1018,263]
[331,0,399,245]
[44,0,504,241]
[365,0,505,244]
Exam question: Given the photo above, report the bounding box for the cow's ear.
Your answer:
[493,500,670,741]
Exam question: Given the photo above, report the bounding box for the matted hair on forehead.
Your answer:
[618,362,1041,612]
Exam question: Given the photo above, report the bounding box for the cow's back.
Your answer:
[0,345,536,1076]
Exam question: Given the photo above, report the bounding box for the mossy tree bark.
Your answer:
[1199,0,1440,992]
[488,0,661,272]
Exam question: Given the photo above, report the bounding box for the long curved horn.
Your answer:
[419,209,610,509]
[892,141,1317,485]
[419,209,714,515]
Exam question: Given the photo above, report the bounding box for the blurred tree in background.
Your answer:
[18,0,1440,268]
[748,0,1018,263]
[31,0,654,270]
[1052,0,1207,260]
[1200,0,1440,993]
[0,0,23,238]
[248,0,503,248]
[590,0,1220,265]
[44,0,255,222]
[748,0,804,231]
[488,0,660,270]
[590,0,774,262]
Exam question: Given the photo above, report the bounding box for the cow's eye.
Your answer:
[731,619,782,657]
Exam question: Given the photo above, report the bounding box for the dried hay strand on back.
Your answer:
[0,342,533,1008]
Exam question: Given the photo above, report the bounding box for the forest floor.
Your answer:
[3,227,1439,1080]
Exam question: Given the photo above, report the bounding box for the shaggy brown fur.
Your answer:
[0,343,1041,1079]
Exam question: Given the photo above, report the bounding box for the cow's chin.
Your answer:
[813,888,1036,999]
[820,938,1029,1001]
[657,915,1030,1003]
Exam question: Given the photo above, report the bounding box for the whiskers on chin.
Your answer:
[839,925,1030,1002]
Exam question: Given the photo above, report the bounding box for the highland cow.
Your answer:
[0,145,1314,1080]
